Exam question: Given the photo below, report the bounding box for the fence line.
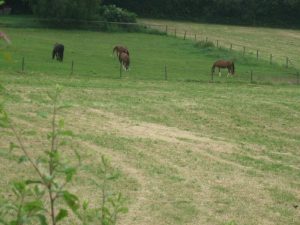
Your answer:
[1,17,298,71]
[1,17,299,85]
[160,26,298,71]
[12,55,300,86]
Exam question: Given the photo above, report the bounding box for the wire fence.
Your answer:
[147,24,299,71]
[0,17,299,85]
[3,53,298,86]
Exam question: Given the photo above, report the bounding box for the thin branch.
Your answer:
[10,125,45,184]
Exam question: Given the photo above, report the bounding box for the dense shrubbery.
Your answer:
[5,0,137,23]
[102,0,300,27]
[27,0,101,20]
[101,5,137,23]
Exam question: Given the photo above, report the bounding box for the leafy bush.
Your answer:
[101,5,137,23]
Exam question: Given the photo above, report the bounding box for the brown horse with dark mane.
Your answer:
[113,45,129,57]
[212,60,235,76]
[119,52,130,71]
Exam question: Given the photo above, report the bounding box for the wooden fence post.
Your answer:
[165,65,167,80]
[165,25,168,34]
[230,43,232,51]
[286,57,289,68]
[205,37,208,43]
[216,40,219,48]
[71,60,74,75]
[250,70,253,83]
[21,57,25,73]
[194,34,197,41]
[175,29,177,37]
[256,50,259,60]
[184,31,187,40]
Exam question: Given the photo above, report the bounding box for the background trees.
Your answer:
[102,0,300,27]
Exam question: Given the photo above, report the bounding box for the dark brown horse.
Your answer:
[119,52,130,71]
[212,60,235,76]
[113,45,129,57]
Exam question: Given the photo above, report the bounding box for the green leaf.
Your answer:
[82,201,89,210]
[58,119,64,129]
[36,214,48,225]
[55,209,68,223]
[36,111,48,118]
[0,109,9,128]
[117,207,128,213]
[59,130,74,137]
[18,155,29,164]
[107,172,120,180]
[23,200,44,213]
[9,142,19,152]
[63,191,80,212]
[64,167,77,182]
[47,91,56,101]
[57,103,72,111]
[25,180,42,185]
[12,181,26,196]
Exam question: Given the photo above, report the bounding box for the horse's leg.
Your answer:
[218,67,221,77]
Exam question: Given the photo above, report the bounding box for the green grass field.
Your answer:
[0,19,300,225]
[141,18,300,69]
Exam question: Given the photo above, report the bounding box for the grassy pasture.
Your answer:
[0,24,300,225]
[141,18,300,69]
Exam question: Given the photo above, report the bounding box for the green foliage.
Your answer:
[1,85,127,225]
[100,5,137,23]
[103,0,300,27]
[0,181,46,225]
[27,0,101,20]
[75,156,127,225]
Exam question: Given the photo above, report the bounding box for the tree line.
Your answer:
[3,0,300,27]
[102,0,300,27]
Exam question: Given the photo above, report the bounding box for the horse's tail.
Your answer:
[231,62,235,74]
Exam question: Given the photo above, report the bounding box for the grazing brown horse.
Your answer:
[212,60,235,76]
[0,31,11,44]
[113,45,129,57]
[119,52,130,71]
